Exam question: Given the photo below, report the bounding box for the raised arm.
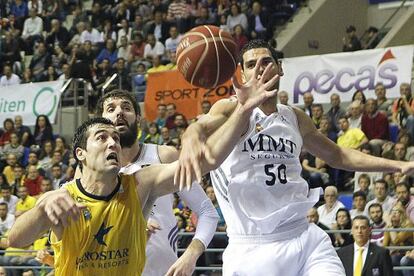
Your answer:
[295,107,414,174]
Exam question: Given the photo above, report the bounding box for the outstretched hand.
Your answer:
[232,56,280,113]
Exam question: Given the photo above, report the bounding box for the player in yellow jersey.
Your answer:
[7,66,279,275]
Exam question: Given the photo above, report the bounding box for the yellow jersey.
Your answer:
[50,175,146,276]
[16,195,37,212]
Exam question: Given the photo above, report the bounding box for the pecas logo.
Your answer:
[32,86,58,116]
[293,49,399,103]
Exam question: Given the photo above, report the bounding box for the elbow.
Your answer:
[7,231,20,248]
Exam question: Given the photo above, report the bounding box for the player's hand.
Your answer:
[165,252,197,276]
[232,56,280,113]
[401,162,414,176]
[36,189,86,227]
[146,220,161,240]
[35,249,54,267]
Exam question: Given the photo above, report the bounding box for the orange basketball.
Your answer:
[176,25,238,89]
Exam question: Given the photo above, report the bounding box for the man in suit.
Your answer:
[337,215,393,276]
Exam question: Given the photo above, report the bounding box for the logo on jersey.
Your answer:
[94,222,114,246]
[255,123,263,133]
[242,134,297,160]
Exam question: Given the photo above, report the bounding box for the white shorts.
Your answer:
[222,223,345,276]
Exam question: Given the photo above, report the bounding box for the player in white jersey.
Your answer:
[176,39,414,276]
[96,90,219,276]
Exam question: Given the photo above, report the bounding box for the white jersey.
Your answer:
[120,143,218,276]
[211,104,320,238]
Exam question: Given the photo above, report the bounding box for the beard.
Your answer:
[120,120,138,148]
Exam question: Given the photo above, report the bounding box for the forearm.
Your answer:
[180,238,205,262]
[8,207,50,248]
[334,148,404,173]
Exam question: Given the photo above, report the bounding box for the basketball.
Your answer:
[176,25,238,89]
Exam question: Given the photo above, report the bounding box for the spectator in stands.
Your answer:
[1,133,24,163]
[33,115,54,146]
[318,116,337,142]
[143,123,162,144]
[226,3,248,35]
[317,186,345,228]
[146,55,167,76]
[80,21,104,46]
[307,207,330,229]
[393,83,414,139]
[350,191,368,219]
[332,208,354,247]
[45,151,67,178]
[311,104,323,128]
[362,26,381,49]
[362,98,390,156]
[165,25,182,53]
[96,38,118,66]
[35,178,53,199]
[342,25,361,52]
[325,93,346,133]
[22,8,43,54]
[40,65,58,81]
[167,0,189,33]
[248,1,269,40]
[117,36,131,61]
[113,2,132,23]
[165,103,178,129]
[23,165,43,196]
[164,49,177,70]
[0,32,21,72]
[233,24,248,54]
[133,14,148,33]
[58,63,71,81]
[114,58,131,90]
[170,113,188,139]
[68,22,86,48]
[393,142,408,161]
[302,152,329,189]
[201,100,212,115]
[15,186,36,217]
[374,82,393,116]
[348,100,363,129]
[278,91,289,106]
[397,130,414,161]
[302,92,314,117]
[351,90,367,105]
[70,5,88,35]
[38,140,54,170]
[50,164,67,190]
[369,203,386,246]
[45,19,70,49]
[27,152,43,173]
[42,0,59,26]
[0,64,20,87]
[337,116,368,150]
[129,33,146,63]
[14,115,33,148]
[117,19,132,47]
[354,174,373,200]
[144,33,166,62]
[0,118,15,147]
[2,153,18,184]
[383,205,414,274]
[0,202,14,235]
[395,182,414,224]
[365,179,394,215]
[194,6,216,26]
[145,9,170,44]
[54,136,70,166]
[29,42,52,81]
[155,104,167,129]
[94,58,113,90]
[160,126,179,147]
[219,14,231,33]
[10,0,29,28]
[10,165,26,194]
[21,68,35,84]
[0,185,18,215]
[51,44,68,73]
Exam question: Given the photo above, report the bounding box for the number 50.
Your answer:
[264,164,287,186]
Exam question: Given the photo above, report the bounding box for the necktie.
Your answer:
[354,248,364,276]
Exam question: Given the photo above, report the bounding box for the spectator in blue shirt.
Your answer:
[96,38,118,65]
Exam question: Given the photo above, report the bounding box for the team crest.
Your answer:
[255,123,263,133]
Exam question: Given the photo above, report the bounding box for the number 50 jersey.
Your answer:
[211,104,321,236]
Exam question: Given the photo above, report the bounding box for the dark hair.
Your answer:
[0,202,8,208]
[352,90,366,104]
[374,178,388,190]
[353,190,367,201]
[96,89,140,116]
[352,215,370,226]
[368,203,383,212]
[360,143,372,153]
[72,117,114,171]
[395,182,410,192]
[239,39,280,70]
[3,118,14,129]
[311,104,323,111]
[336,208,352,229]
[0,183,10,190]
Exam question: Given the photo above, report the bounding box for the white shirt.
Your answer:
[353,242,369,272]
[0,196,19,215]
[22,16,43,38]
[0,74,21,86]
[80,29,104,44]
[350,208,368,219]
[317,200,345,229]
[165,35,182,52]
[144,42,165,59]
[0,213,15,234]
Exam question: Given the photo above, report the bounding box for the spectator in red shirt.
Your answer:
[23,165,43,196]
[0,118,15,147]
[362,98,389,156]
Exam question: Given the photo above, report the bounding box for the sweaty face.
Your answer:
[241,48,281,90]
[102,98,138,148]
